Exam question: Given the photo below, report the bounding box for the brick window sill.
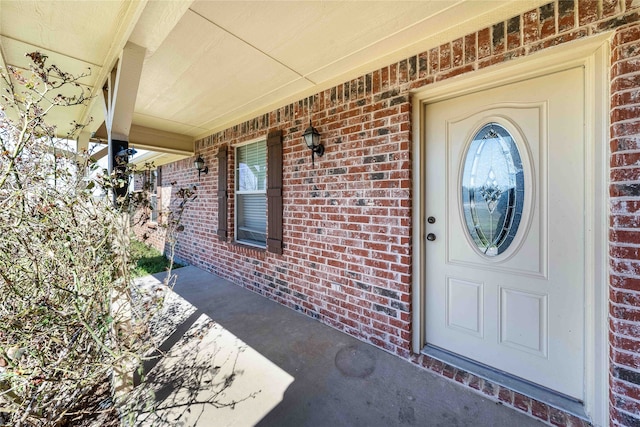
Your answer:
[230,241,267,260]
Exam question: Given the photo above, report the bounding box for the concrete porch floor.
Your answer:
[130,265,543,426]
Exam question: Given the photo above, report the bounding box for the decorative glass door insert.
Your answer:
[461,123,524,257]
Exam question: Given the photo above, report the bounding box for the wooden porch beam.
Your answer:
[93,123,193,156]
[88,146,109,162]
[105,43,146,141]
[102,42,145,173]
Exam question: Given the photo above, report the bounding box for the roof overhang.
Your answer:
[1,1,550,156]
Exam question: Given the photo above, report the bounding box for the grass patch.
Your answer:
[131,239,182,277]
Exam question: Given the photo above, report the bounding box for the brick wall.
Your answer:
[609,18,640,427]
[137,1,640,425]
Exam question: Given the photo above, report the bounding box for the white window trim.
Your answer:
[234,137,267,248]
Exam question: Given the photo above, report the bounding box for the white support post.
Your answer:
[104,42,146,174]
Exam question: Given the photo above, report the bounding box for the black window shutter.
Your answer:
[267,130,283,254]
[216,145,228,241]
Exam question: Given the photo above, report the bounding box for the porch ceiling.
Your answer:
[0,0,548,152]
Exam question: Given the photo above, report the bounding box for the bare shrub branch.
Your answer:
[0,52,192,426]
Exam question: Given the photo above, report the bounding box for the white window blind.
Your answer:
[236,140,267,246]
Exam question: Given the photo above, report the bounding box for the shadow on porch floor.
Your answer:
[129,265,543,427]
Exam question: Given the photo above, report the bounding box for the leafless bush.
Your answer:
[0,52,193,426]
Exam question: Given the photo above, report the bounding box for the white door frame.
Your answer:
[411,33,611,426]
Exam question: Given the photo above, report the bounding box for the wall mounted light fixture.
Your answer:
[302,120,324,166]
[194,155,208,180]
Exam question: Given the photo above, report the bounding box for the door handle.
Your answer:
[427,233,436,241]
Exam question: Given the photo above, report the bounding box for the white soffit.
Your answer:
[130,150,188,169]
[1,1,124,65]
[0,0,552,148]
[134,9,309,136]
[0,0,147,137]
[180,0,551,137]
[190,0,452,77]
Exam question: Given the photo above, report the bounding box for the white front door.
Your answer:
[424,67,585,399]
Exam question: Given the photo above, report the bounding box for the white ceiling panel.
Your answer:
[196,75,314,132]
[1,37,99,87]
[136,9,305,130]
[305,1,534,84]
[0,1,131,66]
[132,112,204,138]
[191,1,453,78]
[0,0,551,147]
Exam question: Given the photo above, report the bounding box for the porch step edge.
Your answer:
[421,345,589,423]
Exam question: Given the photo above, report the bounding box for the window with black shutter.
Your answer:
[216,145,228,241]
[266,130,283,254]
[217,130,283,253]
[235,140,267,247]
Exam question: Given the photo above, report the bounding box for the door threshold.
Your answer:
[422,345,589,422]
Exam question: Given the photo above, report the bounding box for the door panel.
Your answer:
[448,108,542,276]
[424,68,584,399]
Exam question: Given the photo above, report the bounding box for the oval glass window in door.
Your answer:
[461,123,524,257]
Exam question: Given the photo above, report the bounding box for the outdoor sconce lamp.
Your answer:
[302,120,324,166]
[194,155,208,180]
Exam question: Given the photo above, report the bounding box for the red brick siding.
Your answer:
[136,1,640,425]
[610,19,640,427]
